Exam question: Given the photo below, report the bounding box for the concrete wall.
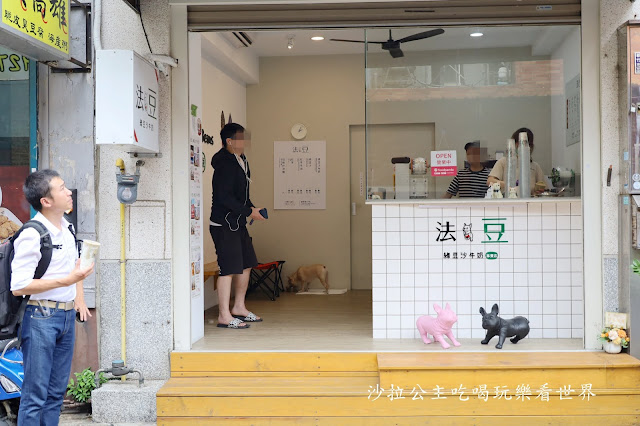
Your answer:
[97,0,172,380]
[601,0,638,313]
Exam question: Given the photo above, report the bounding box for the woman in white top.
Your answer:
[487,127,545,195]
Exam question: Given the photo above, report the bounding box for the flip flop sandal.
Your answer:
[217,318,250,329]
[232,312,263,322]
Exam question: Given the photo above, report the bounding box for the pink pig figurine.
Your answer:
[416,303,461,349]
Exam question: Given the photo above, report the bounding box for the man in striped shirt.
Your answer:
[443,142,490,198]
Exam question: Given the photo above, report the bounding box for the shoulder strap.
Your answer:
[16,220,53,280]
[67,223,81,257]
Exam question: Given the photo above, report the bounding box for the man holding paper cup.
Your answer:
[10,170,95,425]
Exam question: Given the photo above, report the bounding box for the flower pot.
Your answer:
[603,341,622,354]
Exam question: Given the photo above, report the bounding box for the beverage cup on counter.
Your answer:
[80,240,100,269]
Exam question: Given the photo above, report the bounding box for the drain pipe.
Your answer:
[116,158,127,381]
[93,0,102,51]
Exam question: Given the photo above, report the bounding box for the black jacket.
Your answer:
[210,148,254,229]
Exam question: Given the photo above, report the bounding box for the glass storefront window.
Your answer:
[365,26,582,201]
[0,45,35,231]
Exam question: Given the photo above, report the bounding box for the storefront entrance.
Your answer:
[168,0,604,350]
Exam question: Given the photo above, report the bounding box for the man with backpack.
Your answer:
[9,170,94,425]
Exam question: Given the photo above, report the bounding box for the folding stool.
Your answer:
[248,260,285,301]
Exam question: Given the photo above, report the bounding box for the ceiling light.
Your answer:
[311,36,325,41]
[287,34,295,49]
[470,32,484,37]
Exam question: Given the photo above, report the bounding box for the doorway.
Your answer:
[350,123,436,290]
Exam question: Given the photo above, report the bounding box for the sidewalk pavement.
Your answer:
[59,412,155,425]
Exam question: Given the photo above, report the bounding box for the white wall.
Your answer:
[96,0,174,378]
[201,55,247,309]
[98,0,173,261]
[551,27,581,173]
[247,54,364,291]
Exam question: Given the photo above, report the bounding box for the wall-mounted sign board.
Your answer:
[0,0,70,61]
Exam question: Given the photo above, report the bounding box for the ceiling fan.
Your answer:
[330,28,444,58]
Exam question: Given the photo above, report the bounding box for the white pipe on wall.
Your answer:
[93,0,103,51]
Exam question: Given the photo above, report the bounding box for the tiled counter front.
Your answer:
[370,201,583,340]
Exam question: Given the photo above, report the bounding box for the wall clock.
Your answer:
[291,123,307,140]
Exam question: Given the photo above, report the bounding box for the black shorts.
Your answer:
[210,225,258,276]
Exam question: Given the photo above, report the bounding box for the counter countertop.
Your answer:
[366,197,581,207]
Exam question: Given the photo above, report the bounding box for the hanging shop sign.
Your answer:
[95,50,159,153]
[0,45,29,80]
[431,150,457,177]
[0,0,70,61]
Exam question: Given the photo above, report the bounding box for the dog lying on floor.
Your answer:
[287,264,329,293]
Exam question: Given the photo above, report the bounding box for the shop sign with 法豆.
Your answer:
[431,150,457,177]
[0,45,29,80]
[0,0,69,57]
[436,217,509,260]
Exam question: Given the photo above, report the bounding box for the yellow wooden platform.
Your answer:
[157,352,640,425]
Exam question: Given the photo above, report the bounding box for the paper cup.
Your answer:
[80,240,100,269]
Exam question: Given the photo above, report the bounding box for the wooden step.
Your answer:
[157,415,640,425]
[378,352,640,391]
[158,376,377,396]
[158,351,640,422]
[157,392,640,417]
[170,352,378,377]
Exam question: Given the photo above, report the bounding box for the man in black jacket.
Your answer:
[210,123,266,329]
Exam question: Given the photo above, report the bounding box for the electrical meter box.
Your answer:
[96,50,159,153]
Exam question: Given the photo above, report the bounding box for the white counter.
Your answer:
[371,199,583,341]
[367,197,581,207]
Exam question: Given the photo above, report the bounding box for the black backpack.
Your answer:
[0,221,54,340]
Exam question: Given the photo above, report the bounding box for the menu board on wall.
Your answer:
[566,74,580,147]
[274,140,326,210]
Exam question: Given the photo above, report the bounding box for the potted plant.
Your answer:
[65,368,108,413]
[598,325,630,354]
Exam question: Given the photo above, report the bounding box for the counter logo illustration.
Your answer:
[482,218,508,243]
[462,223,473,242]
[136,85,157,120]
[436,221,456,242]
[444,252,485,259]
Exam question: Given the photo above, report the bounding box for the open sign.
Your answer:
[430,150,457,177]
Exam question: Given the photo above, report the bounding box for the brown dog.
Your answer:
[287,264,329,293]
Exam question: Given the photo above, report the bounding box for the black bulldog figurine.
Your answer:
[479,304,530,349]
